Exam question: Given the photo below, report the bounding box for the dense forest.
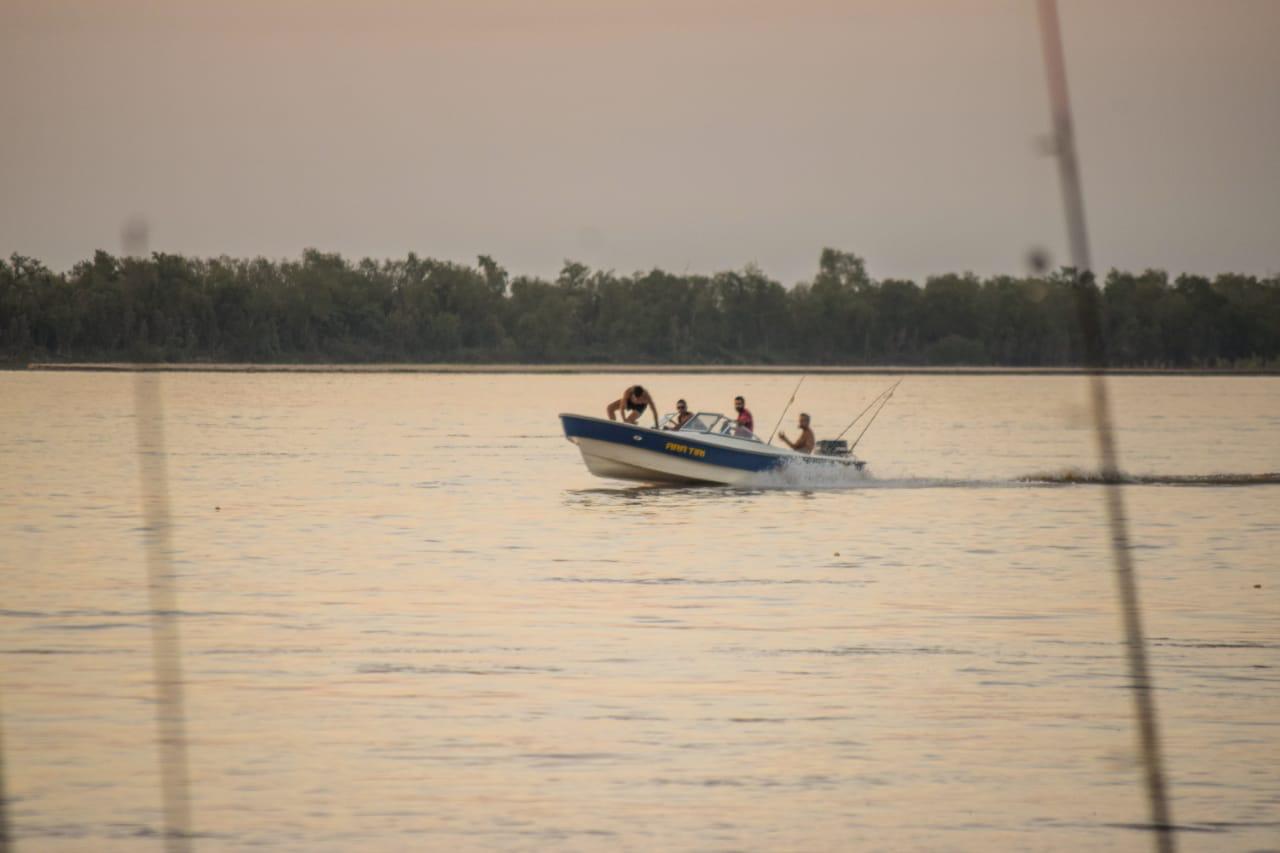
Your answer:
[2,249,1277,367]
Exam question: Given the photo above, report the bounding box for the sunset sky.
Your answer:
[3,0,1277,283]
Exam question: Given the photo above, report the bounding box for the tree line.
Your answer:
[2,248,1277,367]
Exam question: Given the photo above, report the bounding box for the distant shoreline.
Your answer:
[14,362,1280,376]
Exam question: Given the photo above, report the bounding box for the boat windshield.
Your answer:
[657,411,689,430]
[677,412,763,443]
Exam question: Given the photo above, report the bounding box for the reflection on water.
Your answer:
[1,373,1278,850]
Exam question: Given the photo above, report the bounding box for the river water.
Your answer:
[2,372,1277,851]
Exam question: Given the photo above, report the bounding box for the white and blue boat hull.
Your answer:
[559,413,862,485]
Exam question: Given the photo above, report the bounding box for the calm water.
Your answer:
[2,372,1277,851]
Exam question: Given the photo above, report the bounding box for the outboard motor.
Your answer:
[816,439,851,457]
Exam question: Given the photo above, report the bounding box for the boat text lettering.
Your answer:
[664,441,706,459]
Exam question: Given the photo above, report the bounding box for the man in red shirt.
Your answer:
[733,395,754,437]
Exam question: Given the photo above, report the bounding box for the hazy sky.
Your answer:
[3,0,1277,283]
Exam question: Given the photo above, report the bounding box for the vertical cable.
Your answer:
[136,374,194,852]
[0,696,11,853]
[127,219,194,851]
[1035,3,1175,849]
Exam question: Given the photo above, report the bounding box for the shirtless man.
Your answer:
[607,384,659,428]
[779,412,816,454]
[665,399,693,430]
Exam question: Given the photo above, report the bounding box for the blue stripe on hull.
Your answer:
[560,415,783,474]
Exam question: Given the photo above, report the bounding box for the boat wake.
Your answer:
[736,466,1280,491]
[1016,469,1280,487]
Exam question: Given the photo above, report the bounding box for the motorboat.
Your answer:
[559,411,867,485]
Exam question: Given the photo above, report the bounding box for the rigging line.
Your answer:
[1036,2,1175,850]
[767,375,806,444]
[849,381,899,451]
[136,372,194,853]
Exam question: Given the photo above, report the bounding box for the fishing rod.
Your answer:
[767,375,806,444]
[834,380,901,443]
[849,380,900,451]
